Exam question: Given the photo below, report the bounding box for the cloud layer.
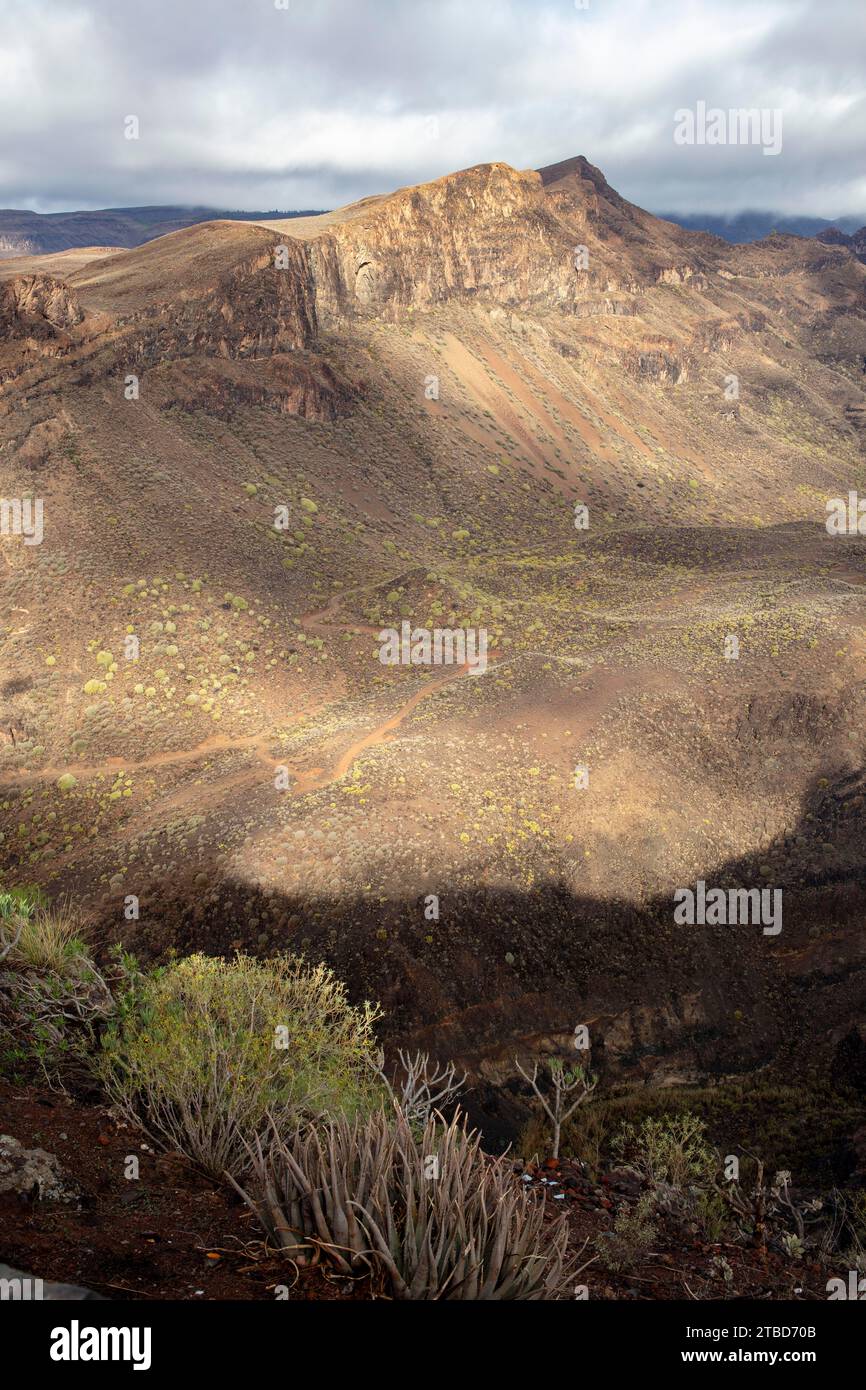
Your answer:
[1,0,863,218]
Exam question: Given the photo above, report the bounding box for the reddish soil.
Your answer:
[0,1081,366,1301]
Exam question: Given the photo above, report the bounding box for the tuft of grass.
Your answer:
[0,889,114,1086]
[8,902,89,973]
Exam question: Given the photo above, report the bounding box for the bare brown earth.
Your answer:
[0,1079,363,1301]
[1,155,866,1165]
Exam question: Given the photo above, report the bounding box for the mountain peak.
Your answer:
[537,154,603,188]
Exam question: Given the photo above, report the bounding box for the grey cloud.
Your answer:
[0,0,863,220]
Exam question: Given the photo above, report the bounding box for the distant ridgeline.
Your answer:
[0,206,327,257]
[662,209,866,247]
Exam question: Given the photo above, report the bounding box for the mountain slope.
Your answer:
[1,156,866,1136]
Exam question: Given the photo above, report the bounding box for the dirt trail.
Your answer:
[0,730,275,786]
[0,595,357,791]
[0,588,480,802]
[300,596,381,638]
[10,560,844,805]
[289,661,473,794]
[0,568,779,794]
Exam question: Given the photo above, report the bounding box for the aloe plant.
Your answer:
[234,1107,573,1300]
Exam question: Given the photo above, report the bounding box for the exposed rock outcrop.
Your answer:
[309,163,568,321]
[0,1134,75,1202]
[306,159,706,325]
[123,242,318,366]
[159,353,360,423]
[0,274,83,341]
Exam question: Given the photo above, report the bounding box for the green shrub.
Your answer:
[595,1191,657,1273]
[0,884,47,923]
[99,953,383,1178]
[612,1113,717,1188]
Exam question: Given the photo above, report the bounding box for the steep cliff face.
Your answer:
[305,158,715,325]
[0,224,340,419]
[307,164,558,321]
[122,243,319,368]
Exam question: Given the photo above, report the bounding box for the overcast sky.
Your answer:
[1,0,863,218]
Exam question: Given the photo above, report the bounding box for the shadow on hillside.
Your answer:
[85,762,866,1155]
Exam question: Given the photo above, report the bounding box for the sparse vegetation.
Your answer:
[612,1112,717,1189]
[596,1191,658,1273]
[0,888,116,1084]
